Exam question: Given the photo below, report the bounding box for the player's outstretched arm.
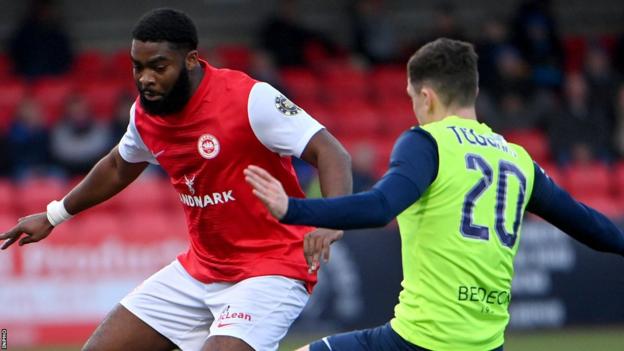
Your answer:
[528,163,624,256]
[0,147,148,250]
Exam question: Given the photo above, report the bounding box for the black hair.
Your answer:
[132,8,198,52]
[407,38,479,107]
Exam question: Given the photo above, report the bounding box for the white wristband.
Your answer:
[46,199,73,227]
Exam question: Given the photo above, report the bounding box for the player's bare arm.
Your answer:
[0,146,148,250]
[299,129,351,270]
[299,129,352,197]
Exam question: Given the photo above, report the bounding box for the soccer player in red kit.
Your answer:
[0,8,352,351]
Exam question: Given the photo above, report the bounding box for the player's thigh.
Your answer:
[207,275,309,351]
[82,304,177,351]
[201,335,254,351]
[120,260,215,350]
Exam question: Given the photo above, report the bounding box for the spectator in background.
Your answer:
[476,19,515,93]
[249,50,286,93]
[259,0,335,67]
[348,0,399,64]
[511,0,564,90]
[50,95,111,176]
[546,73,612,166]
[350,142,377,192]
[8,0,73,79]
[110,93,135,144]
[614,84,624,157]
[491,46,533,100]
[613,32,624,77]
[6,98,50,179]
[584,44,618,110]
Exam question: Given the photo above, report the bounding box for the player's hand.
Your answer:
[0,213,54,250]
[304,228,343,273]
[244,165,289,219]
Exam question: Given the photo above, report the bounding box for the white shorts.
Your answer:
[120,260,309,351]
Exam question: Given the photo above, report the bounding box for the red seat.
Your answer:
[80,80,127,119]
[576,194,622,219]
[0,179,16,214]
[375,98,416,136]
[298,101,339,134]
[14,177,67,215]
[539,162,566,189]
[374,136,398,177]
[109,49,134,81]
[116,176,170,212]
[564,162,611,198]
[322,66,369,102]
[328,101,381,137]
[122,209,187,241]
[32,77,75,124]
[281,68,321,101]
[71,50,108,81]
[613,161,624,196]
[503,129,550,164]
[214,45,252,71]
[0,54,14,79]
[0,213,17,232]
[371,65,406,100]
[72,212,123,240]
[563,36,587,73]
[0,79,27,129]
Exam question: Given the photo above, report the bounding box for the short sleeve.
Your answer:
[247,82,324,157]
[118,103,159,165]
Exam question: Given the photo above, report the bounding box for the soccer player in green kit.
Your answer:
[244,38,624,351]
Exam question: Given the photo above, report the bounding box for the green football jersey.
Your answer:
[390,116,535,351]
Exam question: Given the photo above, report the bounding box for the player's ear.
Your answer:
[421,87,434,113]
[185,50,199,70]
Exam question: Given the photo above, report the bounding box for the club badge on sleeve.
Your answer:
[275,95,302,116]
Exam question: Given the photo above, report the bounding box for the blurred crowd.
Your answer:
[1,0,624,194]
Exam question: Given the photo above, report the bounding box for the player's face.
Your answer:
[131,40,193,115]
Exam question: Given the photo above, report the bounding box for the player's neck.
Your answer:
[189,65,205,95]
[432,106,477,123]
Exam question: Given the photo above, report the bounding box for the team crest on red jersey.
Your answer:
[197,134,220,159]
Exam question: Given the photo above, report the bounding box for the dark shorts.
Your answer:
[309,323,504,351]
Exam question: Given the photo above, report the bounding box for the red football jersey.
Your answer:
[128,61,319,291]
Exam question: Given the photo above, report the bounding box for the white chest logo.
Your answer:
[198,134,220,159]
[184,174,196,195]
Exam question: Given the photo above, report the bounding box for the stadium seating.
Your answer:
[0,79,27,130]
[71,50,109,82]
[214,45,253,72]
[0,179,15,215]
[14,177,67,215]
[564,162,611,198]
[322,65,369,103]
[327,100,381,137]
[0,54,13,80]
[371,65,407,101]
[108,49,134,82]
[115,176,172,212]
[80,79,128,120]
[612,161,624,205]
[503,129,551,165]
[32,77,75,124]
[575,193,622,219]
[281,68,321,101]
